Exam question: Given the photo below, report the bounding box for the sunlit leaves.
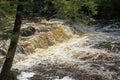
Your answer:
[52,0,97,23]
[0,1,17,39]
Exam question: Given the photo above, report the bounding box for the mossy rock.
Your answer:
[21,26,36,36]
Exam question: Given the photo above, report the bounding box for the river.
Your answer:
[0,19,120,80]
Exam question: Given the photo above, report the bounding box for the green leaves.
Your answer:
[95,0,120,19]
[29,0,97,24]
[0,1,16,40]
[53,0,97,23]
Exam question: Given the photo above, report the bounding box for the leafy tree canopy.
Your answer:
[52,0,97,23]
[0,1,17,39]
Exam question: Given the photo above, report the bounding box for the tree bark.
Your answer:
[0,1,24,80]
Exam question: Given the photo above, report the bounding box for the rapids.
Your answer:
[0,19,120,80]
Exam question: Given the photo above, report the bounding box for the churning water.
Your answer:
[0,19,120,80]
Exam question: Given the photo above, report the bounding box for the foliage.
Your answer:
[1,0,120,30]
[95,0,120,19]
[23,0,97,24]
[24,0,56,19]
[0,0,32,39]
[53,0,97,23]
[0,1,17,39]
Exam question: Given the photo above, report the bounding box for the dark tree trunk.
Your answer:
[0,1,24,80]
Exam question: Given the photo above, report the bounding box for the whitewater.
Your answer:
[0,19,120,80]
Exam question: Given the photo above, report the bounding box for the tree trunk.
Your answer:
[0,1,23,80]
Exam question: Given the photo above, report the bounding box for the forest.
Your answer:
[0,0,120,80]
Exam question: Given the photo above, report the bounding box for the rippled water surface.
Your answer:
[0,20,120,80]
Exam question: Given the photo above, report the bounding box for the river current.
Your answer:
[0,19,120,80]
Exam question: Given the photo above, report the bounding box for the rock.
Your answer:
[21,26,36,36]
[92,75,108,80]
[0,49,6,56]
[92,41,120,53]
[102,23,120,32]
[107,65,120,72]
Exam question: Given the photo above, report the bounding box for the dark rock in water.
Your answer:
[16,45,26,54]
[95,22,120,32]
[0,49,6,56]
[92,41,120,53]
[107,65,120,72]
[102,22,120,32]
[31,64,108,80]
[21,26,36,36]
[91,75,108,80]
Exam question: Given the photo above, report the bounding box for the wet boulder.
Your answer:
[0,49,6,56]
[21,26,36,36]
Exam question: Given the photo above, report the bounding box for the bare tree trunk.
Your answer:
[0,1,23,80]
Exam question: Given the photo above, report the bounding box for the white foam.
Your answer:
[12,21,120,80]
[17,72,35,80]
[13,54,45,70]
[54,76,75,80]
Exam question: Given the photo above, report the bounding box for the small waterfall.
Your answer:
[0,20,120,80]
[0,20,72,64]
[19,23,71,54]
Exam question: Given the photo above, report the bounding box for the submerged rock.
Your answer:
[96,22,120,32]
[21,26,36,36]
[107,65,120,72]
[92,41,120,53]
[102,24,120,32]
[91,75,108,80]
[0,49,6,56]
